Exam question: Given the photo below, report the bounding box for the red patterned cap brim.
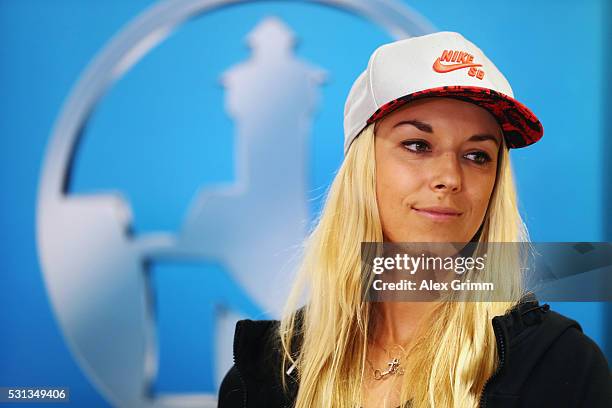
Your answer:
[366,86,543,149]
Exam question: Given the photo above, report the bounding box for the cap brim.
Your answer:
[366,86,543,149]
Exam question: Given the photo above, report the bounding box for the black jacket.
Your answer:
[219,295,612,407]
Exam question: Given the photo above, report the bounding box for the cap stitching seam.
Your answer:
[368,46,381,108]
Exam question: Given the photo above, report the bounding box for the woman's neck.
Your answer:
[371,301,441,347]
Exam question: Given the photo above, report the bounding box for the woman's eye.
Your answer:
[401,140,431,153]
[464,151,492,165]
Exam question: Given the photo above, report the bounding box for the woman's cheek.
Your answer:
[468,172,496,211]
[471,194,491,224]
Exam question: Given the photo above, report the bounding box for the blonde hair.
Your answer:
[278,122,528,408]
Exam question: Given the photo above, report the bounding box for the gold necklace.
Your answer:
[366,342,406,380]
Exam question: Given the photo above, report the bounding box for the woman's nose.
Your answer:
[429,153,462,194]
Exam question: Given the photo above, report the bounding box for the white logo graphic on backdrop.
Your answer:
[36,1,434,407]
[180,16,325,386]
[182,16,325,315]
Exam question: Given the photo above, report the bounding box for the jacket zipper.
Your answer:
[478,317,505,408]
[232,322,248,408]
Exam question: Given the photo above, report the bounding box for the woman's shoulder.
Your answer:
[502,306,611,406]
[232,307,305,366]
[539,310,610,378]
[517,306,609,367]
[232,316,283,377]
[218,317,281,407]
[219,310,303,407]
[530,319,610,406]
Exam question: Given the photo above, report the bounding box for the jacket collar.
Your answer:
[232,293,566,387]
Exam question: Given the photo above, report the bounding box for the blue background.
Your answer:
[0,0,610,406]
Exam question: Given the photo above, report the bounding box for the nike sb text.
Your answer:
[432,49,485,79]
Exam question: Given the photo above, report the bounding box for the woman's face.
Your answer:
[374,97,502,243]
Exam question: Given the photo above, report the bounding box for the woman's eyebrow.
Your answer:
[393,119,432,133]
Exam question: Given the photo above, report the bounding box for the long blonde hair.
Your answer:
[278,122,528,408]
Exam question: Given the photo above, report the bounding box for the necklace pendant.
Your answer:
[373,358,403,380]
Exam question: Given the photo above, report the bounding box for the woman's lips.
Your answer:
[411,206,463,221]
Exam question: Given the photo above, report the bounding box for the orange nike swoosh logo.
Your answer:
[432,59,482,73]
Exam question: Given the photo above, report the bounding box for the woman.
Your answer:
[219,31,611,408]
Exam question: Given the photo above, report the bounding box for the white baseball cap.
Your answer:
[343,31,543,154]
